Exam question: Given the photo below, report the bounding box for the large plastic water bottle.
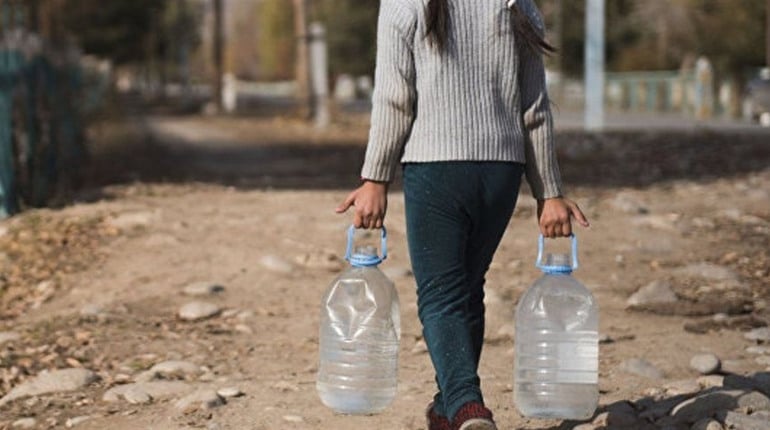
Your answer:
[316,226,400,414]
[514,235,599,420]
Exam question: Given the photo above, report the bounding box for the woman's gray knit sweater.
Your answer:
[360,0,563,199]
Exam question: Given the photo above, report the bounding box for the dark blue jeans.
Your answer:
[403,161,524,421]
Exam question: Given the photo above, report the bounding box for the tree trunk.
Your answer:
[293,0,311,118]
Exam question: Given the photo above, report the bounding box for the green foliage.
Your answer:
[61,0,163,64]
[542,0,767,75]
[60,0,201,68]
[255,0,294,80]
[312,0,378,78]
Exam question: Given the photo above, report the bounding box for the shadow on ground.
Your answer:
[78,110,770,196]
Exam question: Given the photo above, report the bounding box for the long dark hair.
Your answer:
[426,0,555,55]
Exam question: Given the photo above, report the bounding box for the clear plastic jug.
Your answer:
[514,235,599,420]
[316,226,400,414]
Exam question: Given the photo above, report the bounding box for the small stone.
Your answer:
[572,425,595,430]
[282,415,304,423]
[123,387,153,404]
[216,387,243,398]
[618,358,665,379]
[0,331,21,345]
[182,282,225,296]
[11,418,37,429]
[234,324,253,334]
[627,280,679,307]
[103,381,191,403]
[107,211,156,229]
[716,410,769,430]
[65,416,91,428]
[259,255,294,274]
[722,360,753,375]
[664,379,702,396]
[746,346,770,355]
[691,418,723,430]
[697,375,724,389]
[79,304,105,318]
[724,374,770,396]
[671,389,744,423]
[174,389,224,411]
[690,353,721,375]
[178,302,221,321]
[756,356,770,366]
[603,401,640,427]
[149,360,202,378]
[745,327,770,342]
[0,368,99,406]
[737,391,770,412]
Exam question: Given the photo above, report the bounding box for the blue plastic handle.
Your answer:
[536,234,579,271]
[345,225,388,263]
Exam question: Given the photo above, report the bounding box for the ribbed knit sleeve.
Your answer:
[360,0,417,183]
[518,1,563,199]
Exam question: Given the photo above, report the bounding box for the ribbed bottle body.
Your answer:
[317,267,400,414]
[514,273,599,420]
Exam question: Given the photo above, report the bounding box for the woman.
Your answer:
[337,0,589,429]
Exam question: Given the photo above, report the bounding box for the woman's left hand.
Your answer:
[537,197,590,238]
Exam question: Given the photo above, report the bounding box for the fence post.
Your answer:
[584,0,605,130]
[309,22,330,129]
[0,91,16,218]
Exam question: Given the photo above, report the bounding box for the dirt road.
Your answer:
[0,115,769,430]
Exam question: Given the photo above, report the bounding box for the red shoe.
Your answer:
[451,402,497,430]
[426,402,451,430]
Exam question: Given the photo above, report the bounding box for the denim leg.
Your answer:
[403,162,523,421]
[465,164,523,369]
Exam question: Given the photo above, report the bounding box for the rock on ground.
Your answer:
[178,302,222,321]
[627,280,679,307]
[11,418,37,429]
[0,331,21,345]
[690,353,721,375]
[0,368,99,406]
[103,381,192,403]
[174,389,225,411]
[182,282,225,296]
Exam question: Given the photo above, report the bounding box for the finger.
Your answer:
[569,203,590,227]
[561,221,572,237]
[374,216,383,229]
[335,193,356,213]
[543,224,554,238]
[353,212,363,229]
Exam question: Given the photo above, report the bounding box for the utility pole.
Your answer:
[213,0,224,112]
[584,0,605,130]
[293,0,311,118]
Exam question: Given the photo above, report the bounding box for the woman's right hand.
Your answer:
[336,180,389,229]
